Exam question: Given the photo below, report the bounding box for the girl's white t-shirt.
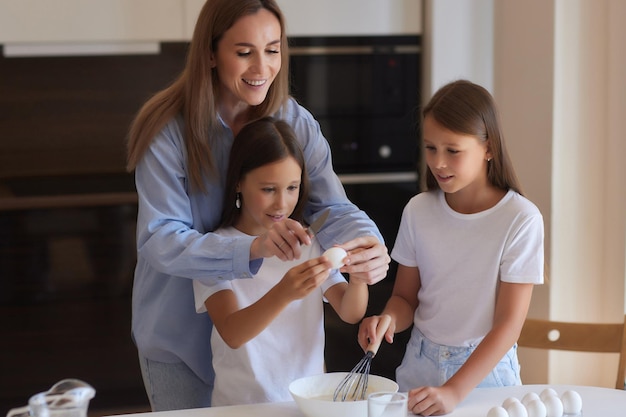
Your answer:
[391,189,544,347]
[193,226,346,406]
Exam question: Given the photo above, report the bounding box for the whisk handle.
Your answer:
[365,314,392,356]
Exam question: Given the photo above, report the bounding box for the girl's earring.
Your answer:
[487,158,492,162]
[235,193,241,209]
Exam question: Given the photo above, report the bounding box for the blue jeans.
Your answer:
[396,327,521,392]
[138,354,213,411]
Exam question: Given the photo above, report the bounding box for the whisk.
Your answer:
[333,314,392,401]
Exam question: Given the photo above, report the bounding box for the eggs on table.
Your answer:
[487,388,582,417]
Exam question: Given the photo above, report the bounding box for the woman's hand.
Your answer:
[338,236,390,285]
[357,314,395,352]
[250,218,311,261]
[407,385,461,416]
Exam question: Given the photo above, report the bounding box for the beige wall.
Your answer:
[550,0,626,387]
[493,0,555,384]
[497,0,626,387]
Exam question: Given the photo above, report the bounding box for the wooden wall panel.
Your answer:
[0,43,187,180]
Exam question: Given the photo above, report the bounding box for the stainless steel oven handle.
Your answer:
[289,45,421,56]
[338,172,418,185]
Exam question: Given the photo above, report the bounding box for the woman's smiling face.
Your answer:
[211,8,282,112]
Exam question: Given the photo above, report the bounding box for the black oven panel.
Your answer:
[289,36,422,174]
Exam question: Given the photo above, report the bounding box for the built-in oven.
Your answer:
[288,34,422,255]
[289,35,422,174]
[289,35,421,379]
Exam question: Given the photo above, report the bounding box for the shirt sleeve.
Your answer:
[192,278,232,313]
[500,210,545,284]
[134,119,259,284]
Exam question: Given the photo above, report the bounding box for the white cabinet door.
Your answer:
[183,0,205,39]
[0,0,422,46]
[0,0,185,43]
[182,0,422,39]
[277,0,422,36]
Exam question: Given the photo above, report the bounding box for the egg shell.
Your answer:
[506,401,528,417]
[502,397,521,409]
[522,392,541,406]
[487,406,509,417]
[560,390,582,414]
[542,394,563,417]
[525,399,547,417]
[322,247,347,269]
[540,388,558,402]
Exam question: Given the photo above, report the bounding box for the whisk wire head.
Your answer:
[333,351,375,402]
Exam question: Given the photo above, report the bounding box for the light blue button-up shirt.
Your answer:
[131,98,383,383]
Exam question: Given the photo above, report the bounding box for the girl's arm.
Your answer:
[204,257,331,349]
[408,282,534,416]
[324,278,368,324]
[358,264,420,349]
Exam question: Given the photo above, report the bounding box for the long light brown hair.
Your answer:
[421,80,524,196]
[126,0,290,192]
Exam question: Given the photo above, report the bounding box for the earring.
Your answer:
[235,193,241,209]
[487,158,492,162]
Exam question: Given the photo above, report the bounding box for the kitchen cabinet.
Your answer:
[277,0,422,36]
[0,45,189,414]
[1,0,421,49]
[184,0,423,38]
[0,0,185,44]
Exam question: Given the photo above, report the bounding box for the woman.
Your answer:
[126,0,389,411]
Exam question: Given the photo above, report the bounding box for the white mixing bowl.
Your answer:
[289,372,399,417]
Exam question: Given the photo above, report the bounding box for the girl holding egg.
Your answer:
[358,80,545,415]
[193,117,369,406]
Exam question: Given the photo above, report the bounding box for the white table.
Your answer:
[451,384,626,417]
[108,385,626,417]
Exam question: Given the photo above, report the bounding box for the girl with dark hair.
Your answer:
[358,80,545,415]
[127,0,389,411]
[193,117,368,406]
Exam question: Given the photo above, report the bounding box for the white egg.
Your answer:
[522,392,541,406]
[542,394,563,417]
[525,399,547,417]
[502,397,521,409]
[540,388,558,402]
[506,400,528,417]
[560,390,582,414]
[322,247,347,269]
[487,406,509,417]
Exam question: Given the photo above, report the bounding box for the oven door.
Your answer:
[289,36,421,173]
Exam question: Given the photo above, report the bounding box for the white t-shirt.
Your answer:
[193,227,346,406]
[391,189,544,347]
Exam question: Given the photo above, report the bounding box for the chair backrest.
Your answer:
[518,315,626,390]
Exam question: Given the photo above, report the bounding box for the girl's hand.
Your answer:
[357,314,394,352]
[338,236,390,285]
[250,218,312,261]
[407,385,461,416]
[275,256,332,301]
